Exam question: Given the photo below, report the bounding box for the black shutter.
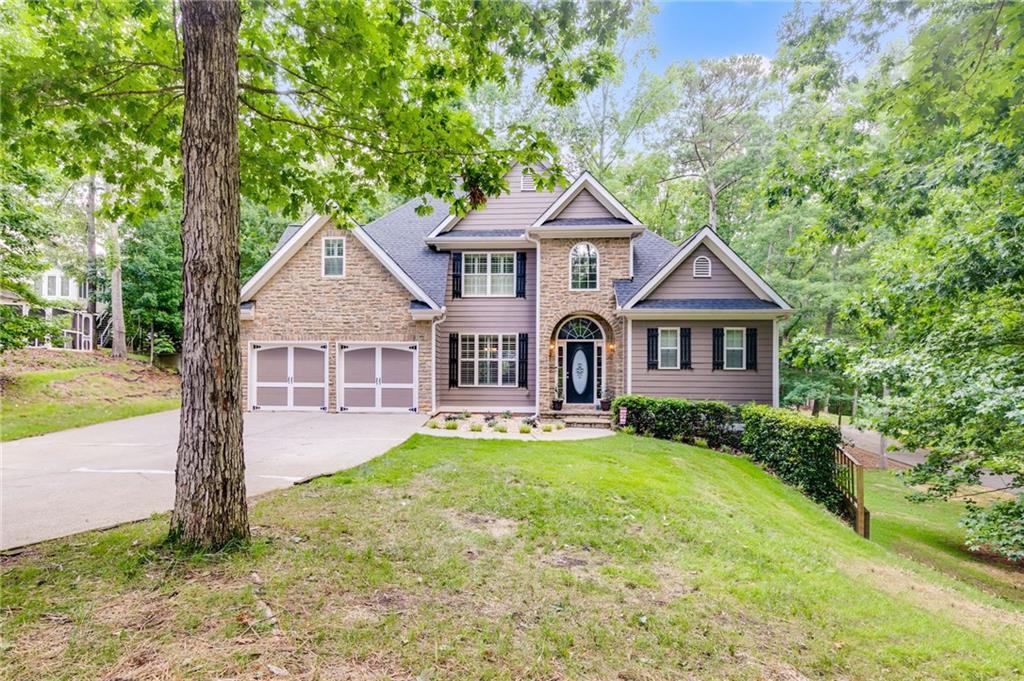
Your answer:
[451,252,462,299]
[746,327,758,370]
[517,333,528,387]
[647,327,658,370]
[515,252,527,298]
[448,333,459,387]
[712,328,724,370]
[681,328,692,369]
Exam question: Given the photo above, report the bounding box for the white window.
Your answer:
[725,327,746,370]
[322,237,345,277]
[658,328,680,369]
[462,252,515,297]
[520,172,536,192]
[569,242,598,290]
[693,255,711,278]
[47,275,57,297]
[458,333,519,387]
[60,277,70,297]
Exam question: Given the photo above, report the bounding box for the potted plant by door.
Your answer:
[599,391,613,412]
[552,385,564,411]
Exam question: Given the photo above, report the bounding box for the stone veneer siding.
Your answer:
[240,221,433,412]
[537,236,631,408]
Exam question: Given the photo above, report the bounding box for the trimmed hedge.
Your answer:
[611,395,741,450]
[611,395,844,515]
[740,404,844,513]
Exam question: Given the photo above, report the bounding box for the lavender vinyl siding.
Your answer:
[436,248,536,409]
[630,319,773,404]
[449,166,565,232]
[556,189,615,219]
[647,245,760,300]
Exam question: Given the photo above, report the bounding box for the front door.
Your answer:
[565,341,594,404]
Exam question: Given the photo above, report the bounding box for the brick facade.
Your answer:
[240,221,433,412]
[537,237,631,408]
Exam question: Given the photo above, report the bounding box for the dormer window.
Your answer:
[322,237,345,277]
[693,255,711,278]
[569,242,599,290]
[520,172,536,192]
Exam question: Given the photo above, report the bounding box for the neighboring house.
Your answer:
[239,167,792,414]
[2,266,94,351]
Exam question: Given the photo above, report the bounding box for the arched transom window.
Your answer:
[569,242,599,290]
[557,317,603,340]
[693,255,712,278]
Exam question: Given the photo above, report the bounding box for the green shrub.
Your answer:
[494,424,508,433]
[426,420,439,429]
[444,420,459,430]
[611,395,741,449]
[541,424,553,433]
[740,404,843,512]
[518,424,532,434]
[470,423,483,432]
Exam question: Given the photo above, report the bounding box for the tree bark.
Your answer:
[86,174,97,349]
[171,0,248,548]
[109,220,128,358]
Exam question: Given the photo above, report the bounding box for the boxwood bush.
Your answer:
[610,395,741,449]
[740,404,844,513]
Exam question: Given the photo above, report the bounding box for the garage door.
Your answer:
[339,343,417,412]
[251,343,328,411]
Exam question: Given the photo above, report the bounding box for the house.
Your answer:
[2,265,95,351]
[238,167,792,414]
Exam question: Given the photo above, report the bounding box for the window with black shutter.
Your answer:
[515,252,527,298]
[451,252,462,299]
[681,328,692,369]
[647,327,658,370]
[518,333,528,387]
[448,333,459,387]
[746,327,758,370]
[712,328,724,370]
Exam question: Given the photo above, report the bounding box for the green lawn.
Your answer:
[864,470,1023,603]
[0,349,180,440]
[2,434,1021,680]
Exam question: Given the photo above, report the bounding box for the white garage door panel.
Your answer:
[252,343,328,411]
[339,343,418,412]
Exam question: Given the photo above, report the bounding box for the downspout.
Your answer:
[772,317,779,407]
[431,308,447,415]
[526,231,541,417]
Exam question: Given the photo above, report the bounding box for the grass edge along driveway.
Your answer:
[2,434,1021,680]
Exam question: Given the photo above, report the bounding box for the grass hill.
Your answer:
[0,348,180,441]
[1,434,1021,679]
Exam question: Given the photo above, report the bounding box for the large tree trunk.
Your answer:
[85,174,97,349]
[171,0,248,548]
[109,220,128,358]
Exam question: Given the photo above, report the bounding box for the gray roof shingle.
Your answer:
[359,197,452,307]
[612,229,681,306]
[273,224,302,253]
[432,228,525,238]
[541,217,632,227]
[631,298,780,310]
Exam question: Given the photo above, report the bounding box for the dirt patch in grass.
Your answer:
[844,559,1024,632]
[446,510,521,539]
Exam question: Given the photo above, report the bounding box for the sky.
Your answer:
[649,1,796,67]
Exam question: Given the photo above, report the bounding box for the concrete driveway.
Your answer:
[1,410,423,549]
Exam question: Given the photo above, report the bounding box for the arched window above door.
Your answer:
[557,317,603,340]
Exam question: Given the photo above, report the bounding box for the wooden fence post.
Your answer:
[855,464,866,538]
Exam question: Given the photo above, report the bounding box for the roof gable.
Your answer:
[531,171,641,227]
[622,226,791,310]
[646,244,759,300]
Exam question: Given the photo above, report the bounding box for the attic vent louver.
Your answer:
[693,255,712,278]
[520,172,536,192]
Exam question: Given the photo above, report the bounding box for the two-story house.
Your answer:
[238,167,792,414]
[2,266,95,351]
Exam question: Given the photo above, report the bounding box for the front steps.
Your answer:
[542,409,613,429]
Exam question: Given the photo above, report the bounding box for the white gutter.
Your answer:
[526,231,541,417]
[626,316,633,394]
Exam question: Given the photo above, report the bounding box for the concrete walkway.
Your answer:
[1,410,423,549]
